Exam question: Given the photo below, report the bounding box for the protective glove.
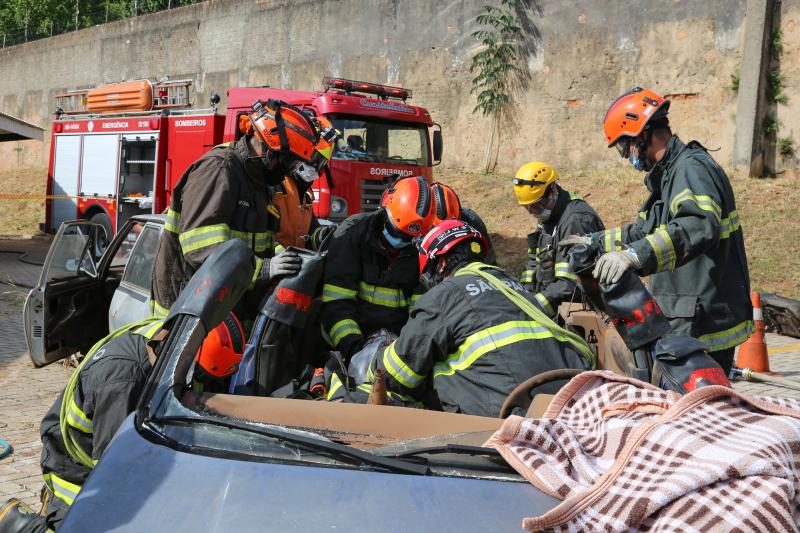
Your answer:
[262,249,302,281]
[557,234,593,255]
[338,335,365,361]
[592,248,641,285]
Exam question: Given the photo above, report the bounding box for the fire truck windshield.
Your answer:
[330,115,430,167]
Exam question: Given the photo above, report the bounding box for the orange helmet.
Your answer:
[380,176,434,239]
[430,182,462,225]
[248,100,337,180]
[195,313,245,379]
[603,87,670,155]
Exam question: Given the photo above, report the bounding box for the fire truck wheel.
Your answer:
[90,212,113,255]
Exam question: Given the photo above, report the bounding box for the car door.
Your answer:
[108,221,163,331]
[24,221,107,366]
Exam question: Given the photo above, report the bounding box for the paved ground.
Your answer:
[0,235,798,509]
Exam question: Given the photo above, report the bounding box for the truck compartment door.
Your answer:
[80,133,120,197]
[24,221,107,366]
[51,135,81,230]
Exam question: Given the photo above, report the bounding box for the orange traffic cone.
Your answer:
[736,291,771,372]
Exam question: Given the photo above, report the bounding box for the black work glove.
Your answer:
[261,249,302,282]
[338,335,365,361]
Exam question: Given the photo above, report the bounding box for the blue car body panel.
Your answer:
[62,416,559,532]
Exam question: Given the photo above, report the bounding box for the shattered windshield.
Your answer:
[330,115,430,166]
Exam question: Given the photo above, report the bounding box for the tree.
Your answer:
[469,0,523,173]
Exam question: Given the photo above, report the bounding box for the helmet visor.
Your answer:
[614,137,633,159]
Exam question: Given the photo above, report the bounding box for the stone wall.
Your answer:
[1,0,793,174]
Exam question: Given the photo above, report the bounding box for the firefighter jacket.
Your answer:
[39,319,163,518]
[375,263,591,417]
[152,136,276,316]
[520,187,605,316]
[595,136,752,353]
[321,211,422,356]
[270,177,324,251]
[460,207,496,265]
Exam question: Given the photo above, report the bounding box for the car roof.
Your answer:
[130,214,165,224]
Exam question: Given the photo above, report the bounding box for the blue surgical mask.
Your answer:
[382,227,412,248]
[629,153,646,172]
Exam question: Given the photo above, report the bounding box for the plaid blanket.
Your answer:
[484,371,800,532]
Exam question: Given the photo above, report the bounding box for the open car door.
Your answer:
[24,221,108,367]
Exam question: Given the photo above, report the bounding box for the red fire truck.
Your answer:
[44,77,442,240]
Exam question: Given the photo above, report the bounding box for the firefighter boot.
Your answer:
[0,499,47,533]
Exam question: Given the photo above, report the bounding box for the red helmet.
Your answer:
[417,220,487,276]
[195,313,245,379]
[430,182,462,225]
[380,176,434,238]
[603,87,670,155]
[248,99,337,175]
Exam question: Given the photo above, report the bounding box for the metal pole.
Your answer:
[75,0,79,31]
[106,4,109,23]
[134,0,138,16]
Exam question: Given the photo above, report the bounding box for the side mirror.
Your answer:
[432,125,443,166]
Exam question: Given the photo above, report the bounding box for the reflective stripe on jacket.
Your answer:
[595,136,752,351]
[152,136,276,312]
[375,263,590,417]
[320,211,422,350]
[521,187,605,316]
[40,318,163,507]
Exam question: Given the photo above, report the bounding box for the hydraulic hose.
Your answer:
[732,367,800,392]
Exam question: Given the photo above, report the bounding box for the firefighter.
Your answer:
[151,99,337,318]
[321,176,434,360]
[0,316,244,533]
[513,162,605,316]
[586,87,751,375]
[374,220,594,418]
[429,182,496,264]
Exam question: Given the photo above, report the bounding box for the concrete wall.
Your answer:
[0,0,779,174]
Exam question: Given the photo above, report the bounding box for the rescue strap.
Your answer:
[59,317,165,470]
[455,263,596,368]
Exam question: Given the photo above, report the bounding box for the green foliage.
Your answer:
[777,136,795,158]
[729,68,740,92]
[0,0,203,47]
[770,28,783,59]
[469,0,523,117]
[763,115,779,137]
[767,69,787,104]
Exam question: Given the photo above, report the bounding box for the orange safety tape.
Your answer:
[0,194,115,200]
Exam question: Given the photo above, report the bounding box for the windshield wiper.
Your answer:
[151,414,429,476]
[381,444,516,475]
[386,444,502,459]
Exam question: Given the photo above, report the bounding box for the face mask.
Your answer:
[244,142,285,186]
[382,227,412,248]
[288,159,320,184]
[629,153,647,172]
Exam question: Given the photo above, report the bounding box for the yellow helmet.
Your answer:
[512,162,559,205]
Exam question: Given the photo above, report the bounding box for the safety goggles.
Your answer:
[614,136,634,159]
[511,177,548,187]
[524,195,551,216]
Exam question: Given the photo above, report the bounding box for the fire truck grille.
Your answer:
[361,179,389,213]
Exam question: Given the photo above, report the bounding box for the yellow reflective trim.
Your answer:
[699,320,754,352]
[382,341,425,389]
[66,398,93,434]
[133,319,165,340]
[43,472,81,506]
[322,283,357,302]
[151,299,169,318]
[358,281,407,308]
[164,208,181,233]
[535,293,554,316]
[178,223,230,254]
[720,210,741,239]
[329,319,362,346]
[326,374,343,400]
[645,225,676,271]
[669,188,722,222]
[638,211,647,221]
[598,228,624,252]
[274,244,286,254]
[251,257,264,287]
[433,320,554,378]
[520,270,534,283]
[554,262,577,281]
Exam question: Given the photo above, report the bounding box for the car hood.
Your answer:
[62,416,558,532]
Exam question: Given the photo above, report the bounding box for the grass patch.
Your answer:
[444,166,800,298]
[0,166,47,236]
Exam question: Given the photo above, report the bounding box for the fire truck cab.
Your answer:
[44,77,441,241]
